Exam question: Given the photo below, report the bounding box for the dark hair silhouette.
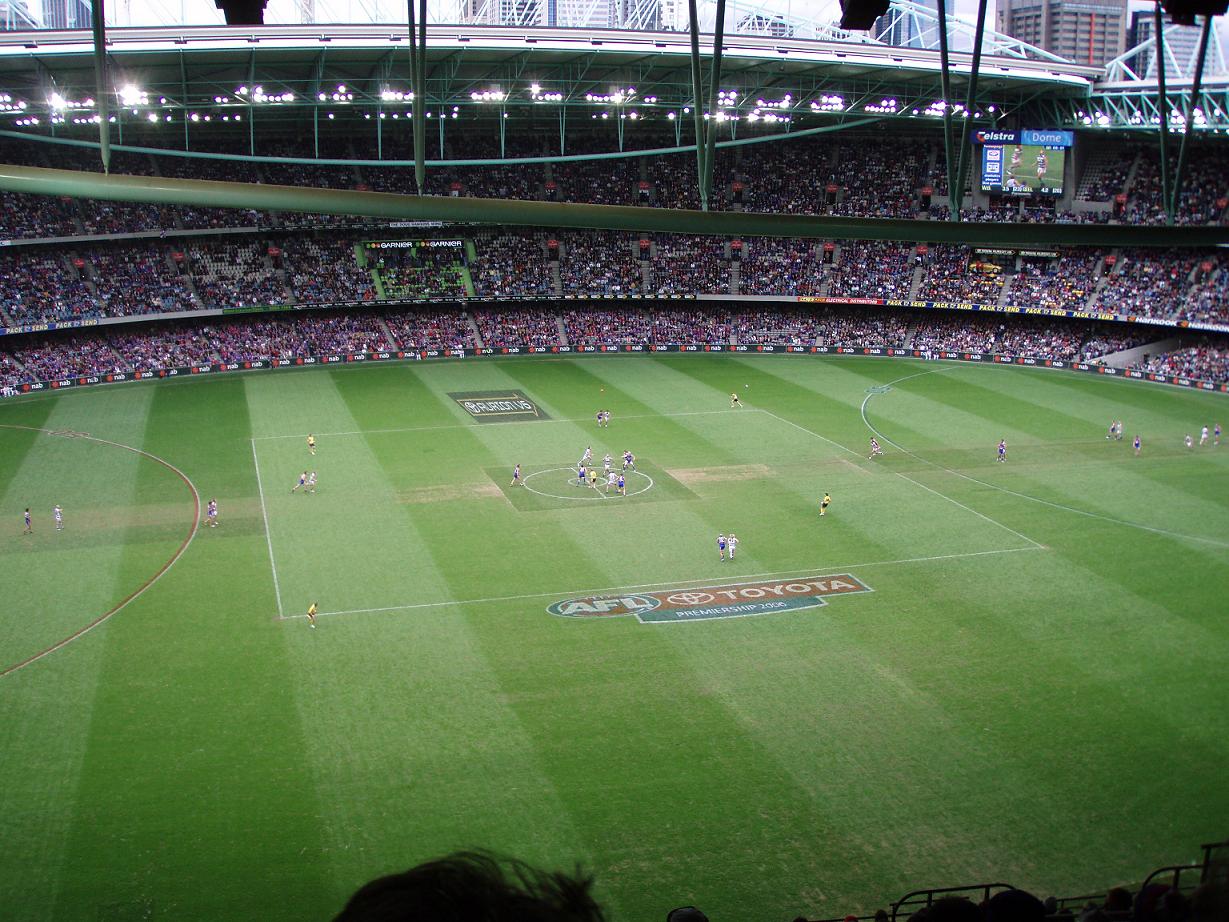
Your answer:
[334,851,605,922]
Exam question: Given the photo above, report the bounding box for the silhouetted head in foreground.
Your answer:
[334,851,605,922]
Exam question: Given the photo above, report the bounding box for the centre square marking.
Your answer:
[547,573,873,623]
[449,389,549,423]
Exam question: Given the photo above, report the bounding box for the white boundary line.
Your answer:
[894,469,1046,549]
[1,426,202,678]
[859,370,1229,551]
[756,394,1048,549]
[276,545,1044,621]
[249,439,285,618]
[756,408,864,460]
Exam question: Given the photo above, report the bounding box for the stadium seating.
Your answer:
[1,132,1227,394]
[6,305,1224,392]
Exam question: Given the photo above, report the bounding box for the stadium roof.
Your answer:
[0,19,1104,151]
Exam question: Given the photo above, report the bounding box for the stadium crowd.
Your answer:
[4,305,1225,391]
[1132,340,1229,382]
[3,130,1225,243]
[2,229,1226,329]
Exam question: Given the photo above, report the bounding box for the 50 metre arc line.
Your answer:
[0,425,202,679]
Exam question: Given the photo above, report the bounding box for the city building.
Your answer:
[1127,11,1224,77]
[876,0,956,49]
[997,0,1128,68]
[41,0,91,29]
[0,0,38,29]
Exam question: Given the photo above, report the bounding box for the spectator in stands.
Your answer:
[333,851,604,922]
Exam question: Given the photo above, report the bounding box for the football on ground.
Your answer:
[1,353,1226,922]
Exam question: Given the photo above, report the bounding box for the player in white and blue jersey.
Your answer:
[1215,423,1222,446]
[1133,435,1141,456]
[54,504,64,530]
[292,471,308,493]
[617,473,626,496]
[997,439,1007,462]
[577,463,587,486]
[207,499,218,527]
[869,438,882,459]
[509,463,522,486]
[622,450,636,471]
[23,507,32,534]
[717,533,727,560]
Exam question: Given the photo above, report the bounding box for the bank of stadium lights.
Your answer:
[471,90,506,102]
[746,95,792,122]
[0,94,27,113]
[233,85,293,104]
[14,117,39,126]
[746,110,790,124]
[49,91,94,111]
[717,90,738,108]
[380,90,414,102]
[318,85,351,103]
[864,97,899,114]
[810,94,845,113]
[118,85,148,108]
[528,84,564,103]
[586,88,636,105]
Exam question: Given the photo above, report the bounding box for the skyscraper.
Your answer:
[0,0,39,29]
[997,0,1127,68]
[41,0,92,29]
[1128,12,1224,78]
[875,0,956,49]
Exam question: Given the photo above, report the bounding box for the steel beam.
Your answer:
[687,0,707,209]
[90,0,110,173]
[953,0,989,214]
[1154,1,1173,225]
[408,0,427,193]
[1170,15,1214,221]
[935,0,957,220]
[701,0,727,212]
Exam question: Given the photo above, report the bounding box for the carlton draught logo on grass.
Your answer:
[449,390,549,423]
[548,574,872,623]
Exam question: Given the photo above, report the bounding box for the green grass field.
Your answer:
[1,354,1227,922]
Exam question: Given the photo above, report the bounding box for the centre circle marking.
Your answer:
[522,466,654,501]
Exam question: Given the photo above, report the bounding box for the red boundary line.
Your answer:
[0,425,201,679]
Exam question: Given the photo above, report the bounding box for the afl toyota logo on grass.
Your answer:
[547,574,873,623]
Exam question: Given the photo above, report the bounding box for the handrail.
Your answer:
[891,883,1016,921]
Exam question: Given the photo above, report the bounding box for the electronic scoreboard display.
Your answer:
[976,129,1072,196]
